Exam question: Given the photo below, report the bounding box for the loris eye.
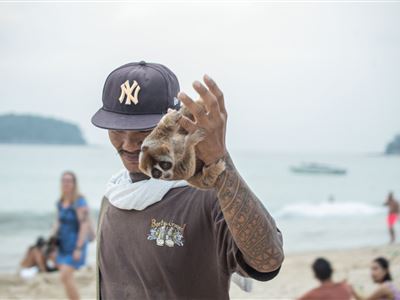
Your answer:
[159,161,172,170]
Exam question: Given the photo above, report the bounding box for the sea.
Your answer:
[0,144,399,273]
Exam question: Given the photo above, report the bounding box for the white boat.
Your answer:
[290,163,347,175]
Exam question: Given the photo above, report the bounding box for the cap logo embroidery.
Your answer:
[119,80,141,105]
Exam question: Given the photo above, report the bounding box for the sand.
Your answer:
[1,244,399,300]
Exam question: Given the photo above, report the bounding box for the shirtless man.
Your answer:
[384,192,399,243]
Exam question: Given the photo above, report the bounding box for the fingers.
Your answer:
[178,75,226,120]
[192,80,219,116]
[178,116,198,134]
[176,92,201,133]
[203,74,226,115]
[177,91,206,120]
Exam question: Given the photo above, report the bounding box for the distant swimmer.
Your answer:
[383,192,399,244]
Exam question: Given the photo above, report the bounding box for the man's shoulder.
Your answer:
[99,196,109,210]
[298,286,322,300]
[98,196,110,224]
[299,283,351,300]
[170,185,217,200]
[166,185,219,209]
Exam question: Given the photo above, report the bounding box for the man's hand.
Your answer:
[177,75,227,166]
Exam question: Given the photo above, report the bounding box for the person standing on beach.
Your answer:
[298,258,351,300]
[91,61,284,299]
[384,192,399,243]
[52,171,91,300]
[351,257,400,300]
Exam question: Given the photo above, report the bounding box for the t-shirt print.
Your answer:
[147,218,186,247]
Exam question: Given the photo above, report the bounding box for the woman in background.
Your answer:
[53,171,90,300]
[351,257,400,300]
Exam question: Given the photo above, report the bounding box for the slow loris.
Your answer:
[138,101,225,189]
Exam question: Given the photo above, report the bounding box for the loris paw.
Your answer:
[185,129,206,147]
[187,159,226,189]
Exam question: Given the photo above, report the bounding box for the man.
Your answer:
[298,258,351,300]
[384,192,399,243]
[91,61,284,299]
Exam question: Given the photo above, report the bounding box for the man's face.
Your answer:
[108,130,152,173]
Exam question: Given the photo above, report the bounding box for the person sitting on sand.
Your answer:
[351,257,400,300]
[384,192,399,243]
[91,62,284,299]
[298,257,351,300]
[45,236,59,272]
[19,236,58,279]
[19,237,48,279]
[52,171,91,300]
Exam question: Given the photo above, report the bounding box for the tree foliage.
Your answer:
[0,114,86,145]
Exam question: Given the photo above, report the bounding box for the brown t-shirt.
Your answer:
[298,282,352,300]
[98,186,280,300]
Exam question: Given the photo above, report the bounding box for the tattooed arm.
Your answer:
[73,205,89,260]
[178,75,284,273]
[214,154,284,273]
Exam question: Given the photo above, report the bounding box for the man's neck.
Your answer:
[129,172,150,183]
[320,279,333,286]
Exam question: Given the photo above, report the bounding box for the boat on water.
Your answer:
[290,163,347,175]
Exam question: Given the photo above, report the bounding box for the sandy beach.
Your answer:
[0,244,399,300]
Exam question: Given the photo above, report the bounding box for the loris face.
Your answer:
[139,143,175,179]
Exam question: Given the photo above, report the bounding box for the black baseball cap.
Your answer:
[91,61,180,131]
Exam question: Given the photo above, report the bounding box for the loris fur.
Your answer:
[138,101,225,189]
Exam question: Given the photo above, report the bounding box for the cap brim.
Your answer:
[91,108,163,131]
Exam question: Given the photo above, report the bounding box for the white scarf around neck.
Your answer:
[105,169,188,210]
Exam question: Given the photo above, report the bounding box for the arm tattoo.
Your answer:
[76,209,89,249]
[78,210,89,223]
[215,154,284,273]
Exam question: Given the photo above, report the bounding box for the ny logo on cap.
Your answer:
[119,80,141,105]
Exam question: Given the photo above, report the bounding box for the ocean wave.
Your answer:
[0,211,99,232]
[276,201,385,218]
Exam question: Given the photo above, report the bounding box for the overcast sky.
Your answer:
[0,2,399,153]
